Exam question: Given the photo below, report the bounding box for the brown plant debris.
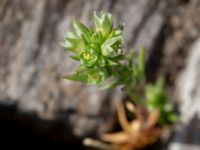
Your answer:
[83,102,162,150]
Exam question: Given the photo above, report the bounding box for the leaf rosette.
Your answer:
[62,11,124,85]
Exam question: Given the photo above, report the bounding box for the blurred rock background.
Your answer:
[0,0,200,149]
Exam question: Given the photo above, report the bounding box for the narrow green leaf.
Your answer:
[128,51,134,67]
[64,37,85,53]
[138,47,145,74]
[107,59,118,66]
[73,20,91,42]
[70,55,80,61]
[64,73,88,83]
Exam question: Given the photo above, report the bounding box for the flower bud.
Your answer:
[101,36,123,58]
[79,49,98,67]
[94,11,112,37]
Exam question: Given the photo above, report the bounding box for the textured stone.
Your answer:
[168,37,200,150]
[0,0,166,139]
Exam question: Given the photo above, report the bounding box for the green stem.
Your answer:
[123,84,145,105]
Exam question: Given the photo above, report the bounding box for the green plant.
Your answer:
[145,78,177,125]
[61,11,125,87]
[62,11,177,126]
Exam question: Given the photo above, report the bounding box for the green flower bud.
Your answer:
[101,36,123,58]
[94,11,112,37]
[62,36,85,53]
[63,11,125,86]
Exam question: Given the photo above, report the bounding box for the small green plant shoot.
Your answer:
[62,11,177,126]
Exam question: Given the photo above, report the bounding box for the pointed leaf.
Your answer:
[64,73,88,83]
[65,37,85,53]
[138,47,145,74]
[94,11,112,37]
[128,51,134,67]
[73,20,91,42]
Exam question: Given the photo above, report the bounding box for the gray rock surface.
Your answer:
[0,0,166,139]
[168,37,200,150]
